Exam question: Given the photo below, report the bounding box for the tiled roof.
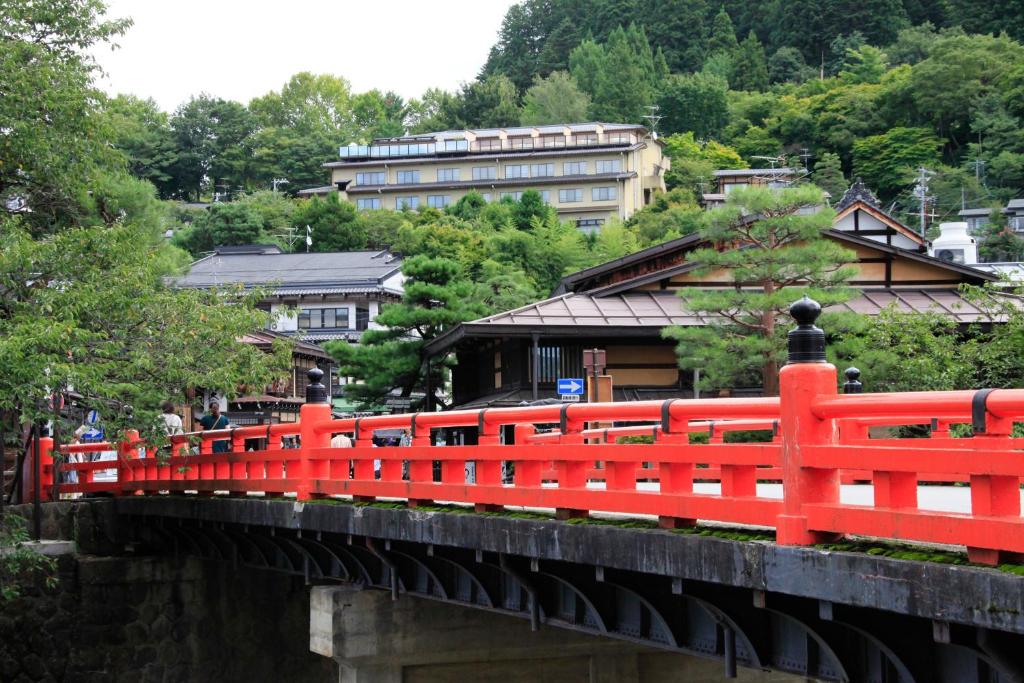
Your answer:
[425,288,1018,354]
[835,178,881,212]
[713,168,796,177]
[177,250,402,289]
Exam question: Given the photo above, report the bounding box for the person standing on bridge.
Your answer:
[199,401,230,453]
[160,401,184,437]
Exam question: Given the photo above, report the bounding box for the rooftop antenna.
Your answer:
[642,105,662,140]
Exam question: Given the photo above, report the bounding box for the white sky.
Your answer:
[92,0,517,112]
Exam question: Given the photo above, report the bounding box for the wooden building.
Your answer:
[426,184,998,409]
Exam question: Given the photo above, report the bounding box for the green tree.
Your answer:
[768,47,813,84]
[812,152,848,199]
[839,45,889,84]
[0,217,288,436]
[513,190,555,231]
[978,210,1024,262]
[0,0,130,231]
[248,72,353,137]
[520,71,591,125]
[538,17,582,75]
[405,88,459,134]
[663,185,856,395]
[707,8,740,57]
[730,32,770,92]
[826,308,975,392]
[326,256,487,410]
[292,193,366,252]
[188,202,264,250]
[169,95,255,200]
[588,25,656,122]
[662,132,745,191]
[852,127,941,200]
[657,73,729,138]
[103,95,179,198]
[569,38,608,98]
[450,75,521,128]
[641,0,709,72]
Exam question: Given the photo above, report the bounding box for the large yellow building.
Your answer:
[320,123,669,233]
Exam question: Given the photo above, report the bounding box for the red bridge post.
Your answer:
[298,368,331,501]
[777,297,841,546]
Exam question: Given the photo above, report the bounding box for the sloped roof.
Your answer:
[239,329,332,359]
[425,288,1012,355]
[177,250,402,290]
[835,178,880,211]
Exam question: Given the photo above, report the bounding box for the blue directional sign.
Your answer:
[557,378,585,395]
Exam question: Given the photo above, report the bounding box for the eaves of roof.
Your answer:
[323,143,645,168]
[552,234,702,295]
[345,172,636,194]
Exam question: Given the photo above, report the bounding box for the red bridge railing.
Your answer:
[34,298,1024,565]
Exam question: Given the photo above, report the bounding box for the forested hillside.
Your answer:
[473,0,1024,220]
[102,0,1024,225]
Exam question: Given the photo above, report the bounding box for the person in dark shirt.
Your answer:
[199,401,231,453]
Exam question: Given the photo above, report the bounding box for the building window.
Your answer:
[559,189,583,203]
[539,190,550,203]
[563,161,588,176]
[531,163,554,177]
[592,186,617,201]
[596,159,621,173]
[396,170,420,184]
[576,218,605,235]
[298,307,351,329]
[437,168,461,182]
[427,195,451,208]
[356,305,370,331]
[508,137,533,150]
[505,164,530,179]
[570,134,598,146]
[355,172,385,185]
[539,135,565,148]
[356,197,381,210]
[480,192,492,202]
[396,196,419,210]
[473,166,497,180]
[443,139,469,152]
[605,133,632,144]
[476,138,501,151]
[500,191,522,201]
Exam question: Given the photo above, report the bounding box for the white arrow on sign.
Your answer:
[563,380,582,393]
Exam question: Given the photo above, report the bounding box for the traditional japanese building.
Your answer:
[426,184,998,409]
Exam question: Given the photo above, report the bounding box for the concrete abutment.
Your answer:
[310,584,798,683]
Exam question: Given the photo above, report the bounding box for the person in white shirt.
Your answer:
[160,401,184,436]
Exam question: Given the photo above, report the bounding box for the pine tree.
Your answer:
[707,8,739,57]
[812,152,848,200]
[730,31,770,91]
[569,38,607,99]
[663,185,857,396]
[538,17,581,75]
[326,256,487,410]
[589,26,655,122]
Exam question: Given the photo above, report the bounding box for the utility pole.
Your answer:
[642,105,662,140]
[912,167,935,238]
[799,148,812,172]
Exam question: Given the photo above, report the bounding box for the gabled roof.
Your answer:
[554,228,991,297]
[834,200,926,246]
[177,250,403,292]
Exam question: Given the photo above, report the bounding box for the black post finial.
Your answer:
[787,295,826,363]
[305,367,328,404]
[843,367,862,394]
